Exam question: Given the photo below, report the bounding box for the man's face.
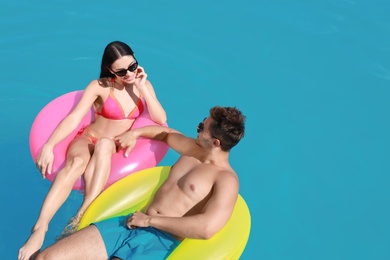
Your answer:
[196,117,215,149]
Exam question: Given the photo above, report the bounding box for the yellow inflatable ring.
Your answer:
[79,166,251,259]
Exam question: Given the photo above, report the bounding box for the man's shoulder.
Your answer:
[215,167,239,185]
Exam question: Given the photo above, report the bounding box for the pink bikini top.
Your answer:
[95,89,145,120]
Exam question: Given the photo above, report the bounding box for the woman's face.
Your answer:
[110,55,138,84]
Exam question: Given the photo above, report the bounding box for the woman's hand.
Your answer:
[134,66,147,91]
[114,129,138,157]
[126,211,151,229]
[36,144,54,178]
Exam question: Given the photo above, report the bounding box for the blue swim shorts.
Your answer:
[92,214,180,260]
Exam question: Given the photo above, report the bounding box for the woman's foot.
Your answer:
[59,212,84,239]
[18,227,47,260]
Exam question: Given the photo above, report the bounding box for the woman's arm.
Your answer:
[134,66,167,124]
[44,81,99,147]
[36,81,100,175]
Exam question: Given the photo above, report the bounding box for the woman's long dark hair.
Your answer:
[100,41,134,78]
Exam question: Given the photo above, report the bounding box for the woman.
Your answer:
[18,41,166,260]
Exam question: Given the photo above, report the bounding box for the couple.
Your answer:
[19,41,246,259]
[36,106,246,259]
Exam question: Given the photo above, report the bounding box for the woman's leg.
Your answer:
[80,138,116,214]
[63,138,116,235]
[35,225,108,260]
[19,136,93,260]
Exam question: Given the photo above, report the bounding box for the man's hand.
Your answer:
[114,129,138,157]
[126,211,151,229]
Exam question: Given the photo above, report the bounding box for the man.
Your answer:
[35,106,246,260]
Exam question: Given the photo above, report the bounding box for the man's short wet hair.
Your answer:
[209,106,246,151]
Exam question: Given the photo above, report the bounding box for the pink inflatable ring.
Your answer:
[29,90,169,190]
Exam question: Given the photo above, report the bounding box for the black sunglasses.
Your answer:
[197,117,222,146]
[196,118,207,133]
[111,61,138,77]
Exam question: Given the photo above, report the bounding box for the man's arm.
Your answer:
[127,173,239,239]
[116,125,204,158]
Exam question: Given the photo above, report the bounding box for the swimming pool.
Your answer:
[1,0,390,259]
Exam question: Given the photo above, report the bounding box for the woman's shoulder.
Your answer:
[82,78,111,100]
[84,77,110,87]
[84,78,111,91]
[97,77,113,89]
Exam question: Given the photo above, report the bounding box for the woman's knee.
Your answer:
[94,138,116,155]
[64,156,88,173]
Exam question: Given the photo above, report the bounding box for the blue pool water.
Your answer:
[1,1,390,259]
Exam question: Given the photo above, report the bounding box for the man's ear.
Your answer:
[213,138,221,147]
